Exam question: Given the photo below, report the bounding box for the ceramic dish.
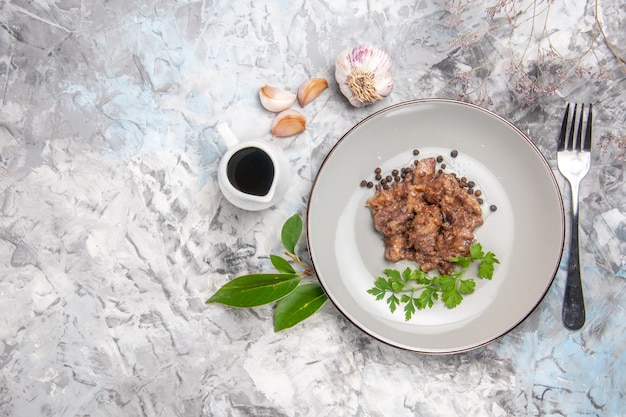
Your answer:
[306,99,565,354]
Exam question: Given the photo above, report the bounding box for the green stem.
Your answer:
[284,251,315,277]
[390,270,467,296]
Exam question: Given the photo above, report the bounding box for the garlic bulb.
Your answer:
[335,45,394,107]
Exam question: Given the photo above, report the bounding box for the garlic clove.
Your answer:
[297,78,329,106]
[259,85,297,112]
[335,45,394,107]
[271,109,307,137]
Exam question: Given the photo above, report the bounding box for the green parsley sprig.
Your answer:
[367,243,499,321]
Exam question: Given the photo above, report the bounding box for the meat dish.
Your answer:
[366,157,483,274]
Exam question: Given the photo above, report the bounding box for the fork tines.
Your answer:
[558,103,593,151]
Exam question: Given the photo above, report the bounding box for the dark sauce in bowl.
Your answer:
[227,147,275,196]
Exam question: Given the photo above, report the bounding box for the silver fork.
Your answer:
[557,103,592,330]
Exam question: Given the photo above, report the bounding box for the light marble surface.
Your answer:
[1,0,625,416]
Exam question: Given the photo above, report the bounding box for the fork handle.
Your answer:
[562,208,586,330]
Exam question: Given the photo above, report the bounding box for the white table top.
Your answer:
[1,0,625,415]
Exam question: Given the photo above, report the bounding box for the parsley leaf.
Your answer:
[367,242,498,320]
[478,251,500,279]
[458,278,476,294]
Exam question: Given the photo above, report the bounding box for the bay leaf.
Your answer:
[270,254,296,274]
[281,213,302,255]
[206,273,300,307]
[274,282,328,331]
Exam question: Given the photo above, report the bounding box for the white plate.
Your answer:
[306,99,564,354]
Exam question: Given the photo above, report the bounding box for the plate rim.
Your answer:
[306,98,565,354]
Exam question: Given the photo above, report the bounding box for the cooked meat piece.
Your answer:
[385,234,411,262]
[412,157,436,185]
[372,200,411,237]
[408,203,441,256]
[366,157,483,274]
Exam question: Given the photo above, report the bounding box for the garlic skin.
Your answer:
[335,45,394,107]
[297,78,329,106]
[271,109,307,137]
[259,85,297,112]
